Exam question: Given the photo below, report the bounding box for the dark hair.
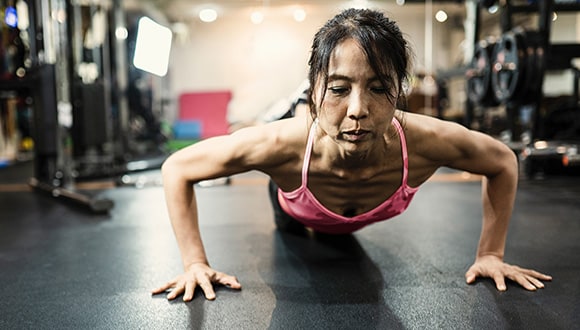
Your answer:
[307,8,412,117]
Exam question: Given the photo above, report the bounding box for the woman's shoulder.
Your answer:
[397,111,476,158]
[227,117,312,169]
[396,111,465,141]
[233,116,311,146]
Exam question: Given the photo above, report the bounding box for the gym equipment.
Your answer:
[468,0,580,107]
[466,39,498,107]
[467,0,580,177]
[0,1,172,211]
[0,0,115,212]
[489,27,580,105]
[465,28,541,141]
[521,72,580,177]
[29,177,113,213]
[490,30,525,103]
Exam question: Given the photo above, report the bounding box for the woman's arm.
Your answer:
[458,138,552,290]
[152,146,242,301]
[450,129,518,262]
[151,135,245,301]
[152,121,298,301]
[410,114,552,291]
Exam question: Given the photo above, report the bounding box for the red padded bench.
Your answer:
[176,90,232,139]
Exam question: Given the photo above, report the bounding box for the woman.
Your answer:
[152,8,551,302]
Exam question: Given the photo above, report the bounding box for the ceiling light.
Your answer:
[199,8,217,23]
[115,27,128,40]
[251,11,264,24]
[435,10,448,23]
[293,8,306,22]
[133,17,172,77]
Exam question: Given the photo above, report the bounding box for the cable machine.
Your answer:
[26,0,115,212]
[0,0,123,212]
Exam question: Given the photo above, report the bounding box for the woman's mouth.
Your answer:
[342,130,370,142]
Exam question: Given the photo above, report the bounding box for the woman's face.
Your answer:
[313,38,397,157]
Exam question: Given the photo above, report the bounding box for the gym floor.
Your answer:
[0,161,579,329]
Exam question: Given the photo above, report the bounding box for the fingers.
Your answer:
[151,280,176,295]
[154,270,241,302]
[465,268,478,284]
[215,272,242,290]
[522,268,553,281]
[199,281,216,300]
[493,272,507,291]
[465,261,551,292]
[510,275,544,291]
[509,272,549,291]
[525,275,546,290]
[198,272,242,300]
[167,282,185,300]
[183,280,196,302]
[153,277,187,300]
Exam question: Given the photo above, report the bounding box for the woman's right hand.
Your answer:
[152,262,242,301]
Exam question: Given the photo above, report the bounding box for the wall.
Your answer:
[169,6,318,124]
[155,2,580,125]
[544,12,579,96]
[166,2,465,124]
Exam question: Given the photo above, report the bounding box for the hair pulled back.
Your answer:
[307,8,412,116]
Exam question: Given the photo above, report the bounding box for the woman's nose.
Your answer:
[346,91,369,119]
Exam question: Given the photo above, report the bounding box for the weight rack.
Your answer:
[467,0,580,177]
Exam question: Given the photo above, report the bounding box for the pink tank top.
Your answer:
[278,117,419,234]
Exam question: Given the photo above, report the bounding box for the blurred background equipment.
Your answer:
[0,0,173,212]
[465,0,580,178]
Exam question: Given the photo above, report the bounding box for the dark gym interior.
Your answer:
[1,0,579,329]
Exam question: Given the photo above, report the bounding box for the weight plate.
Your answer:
[491,30,528,103]
[467,39,497,106]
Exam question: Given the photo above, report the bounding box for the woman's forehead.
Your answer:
[330,39,365,62]
[327,39,373,76]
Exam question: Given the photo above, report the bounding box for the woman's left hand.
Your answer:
[465,255,552,291]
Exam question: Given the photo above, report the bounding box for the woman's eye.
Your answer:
[328,86,348,95]
[371,86,387,94]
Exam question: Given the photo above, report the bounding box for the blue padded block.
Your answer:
[173,120,202,139]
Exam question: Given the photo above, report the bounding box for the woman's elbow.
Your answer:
[494,145,519,181]
[161,152,187,182]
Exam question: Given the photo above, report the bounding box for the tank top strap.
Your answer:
[302,118,408,186]
[301,119,318,185]
[391,117,410,185]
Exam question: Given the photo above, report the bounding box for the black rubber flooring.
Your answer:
[1,164,579,329]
